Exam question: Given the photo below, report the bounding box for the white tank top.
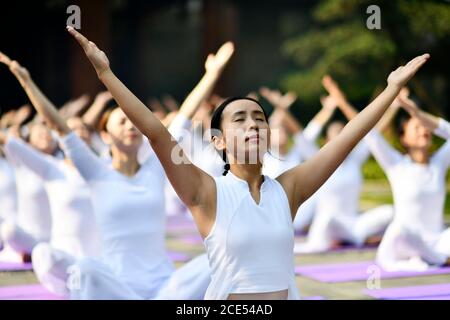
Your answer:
[204,172,300,300]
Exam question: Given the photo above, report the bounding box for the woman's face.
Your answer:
[213,100,270,165]
[401,117,432,150]
[67,117,91,145]
[101,108,143,153]
[29,123,57,155]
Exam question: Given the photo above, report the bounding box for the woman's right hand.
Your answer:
[67,26,111,78]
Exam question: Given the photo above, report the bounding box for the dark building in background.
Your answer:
[0,0,314,116]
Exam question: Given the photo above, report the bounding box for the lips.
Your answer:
[245,134,260,142]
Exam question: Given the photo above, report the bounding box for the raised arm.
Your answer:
[303,95,338,142]
[0,51,70,135]
[67,26,216,235]
[322,74,405,133]
[278,54,430,216]
[4,134,56,180]
[260,87,301,134]
[397,94,440,132]
[81,91,113,129]
[177,42,234,120]
[59,94,90,119]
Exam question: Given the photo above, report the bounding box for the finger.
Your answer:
[216,42,235,58]
[0,51,12,65]
[406,53,430,67]
[66,26,90,50]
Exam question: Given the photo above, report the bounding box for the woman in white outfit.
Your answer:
[366,95,450,271]
[0,43,237,299]
[67,25,430,299]
[0,121,54,263]
[295,77,396,253]
[260,89,336,232]
[0,55,100,296]
[0,147,17,250]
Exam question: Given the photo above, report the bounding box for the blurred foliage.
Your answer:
[280,0,450,115]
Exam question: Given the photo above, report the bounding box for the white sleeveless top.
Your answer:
[204,172,300,300]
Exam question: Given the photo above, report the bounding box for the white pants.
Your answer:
[31,242,77,297]
[376,223,450,271]
[295,205,394,254]
[70,254,211,300]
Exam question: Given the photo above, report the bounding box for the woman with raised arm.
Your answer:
[0,52,54,263]
[259,88,336,232]
[68,25,429,299]
[1,39,235,299]
[328,74,450,270]
[294,77,396,253]
[0,54,100,295]
[159,43,234,218]
[369,95,450,271]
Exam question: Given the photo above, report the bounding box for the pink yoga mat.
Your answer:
[0,261,33,271]
[364,283,450,300]
[0,284,64,300]
[295,261,450,283]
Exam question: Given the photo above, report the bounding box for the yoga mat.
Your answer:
[179,235,203,245]
[303,296,326,300]
[295,261,450,283]
[364,283,450,300]
[398,295,450,300]
[0,261,33,271]
[167,251,191,262]
[0,284,63,300]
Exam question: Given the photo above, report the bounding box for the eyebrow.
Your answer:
[231,110,265,118]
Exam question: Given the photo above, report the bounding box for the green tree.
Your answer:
[281,0,450,116]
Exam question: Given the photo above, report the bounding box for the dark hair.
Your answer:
[210,96,269,176]
[395,109,412,138]
[98,105,119,132]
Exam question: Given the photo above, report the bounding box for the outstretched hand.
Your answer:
[0,51,12,66]
[387,54,430,88]
[259,87,297,110]
[0,51,31,84]
[204,42,235,74]
[320,95,338,111]
[397,93,420,116]
[13,104,32,125]
[67,26,110,77]
[321,75,347,106]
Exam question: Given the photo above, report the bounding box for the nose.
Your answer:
[246,117,259,132]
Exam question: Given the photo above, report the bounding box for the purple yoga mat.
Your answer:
[0,284,63,300]
[179,235,203,245]
[167,251,191,262]
[365,283,450,300]
[0,261,32,271]
[295,261,450,283]
[166,217,197,232]
[398,295,450,300]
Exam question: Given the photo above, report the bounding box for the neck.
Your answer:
[408,148,429,164]
[229,163,264,188]
[111,145,140,176]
